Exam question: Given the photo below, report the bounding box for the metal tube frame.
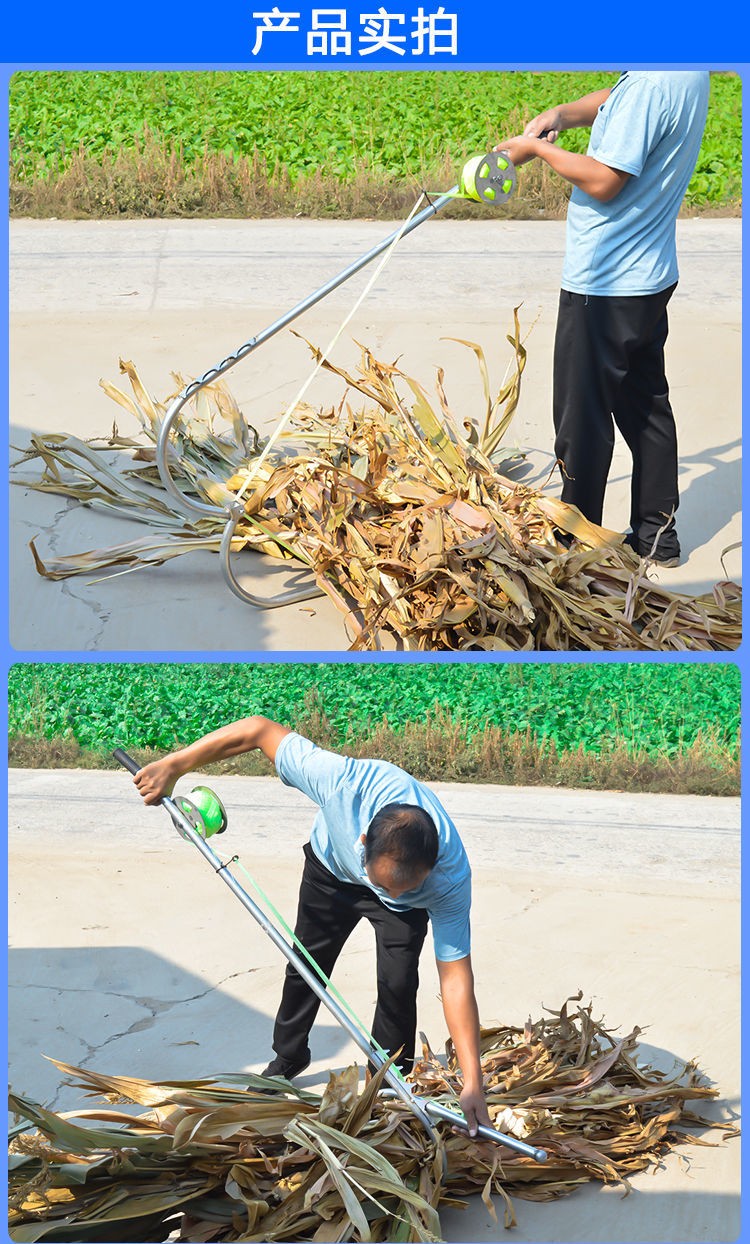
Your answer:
[113,749,547,1163]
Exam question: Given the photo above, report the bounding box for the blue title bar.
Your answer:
[4,0,746,64]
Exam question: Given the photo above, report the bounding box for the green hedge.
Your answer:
[8,662,739,759]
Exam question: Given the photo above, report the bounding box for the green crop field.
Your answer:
[10,70,620,177]
[9,661,739,758]
[9,70,742,217]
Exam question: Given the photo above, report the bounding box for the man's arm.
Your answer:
[495,85,629,203]
[523,88,613,142]
[133,716,291,804]
[494,134,630,203]
[436,955,491,1136]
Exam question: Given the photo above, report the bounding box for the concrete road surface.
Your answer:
[9,217,741,651]
[8,769,740,1242]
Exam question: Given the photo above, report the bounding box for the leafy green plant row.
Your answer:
[9,70,741,207]
[8,662,740,760]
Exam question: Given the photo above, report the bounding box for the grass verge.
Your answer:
[9,140,740,221]
[9,140,577,221]
[10,69,742,219]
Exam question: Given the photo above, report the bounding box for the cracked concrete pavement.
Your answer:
[8,768,740,1242]
[9,217,741,651]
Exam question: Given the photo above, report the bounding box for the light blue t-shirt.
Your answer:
[562,71,710,296]
[275,732,472,961]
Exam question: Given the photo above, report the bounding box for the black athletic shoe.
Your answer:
[624,531,681,568]
[260,1054,311,1081]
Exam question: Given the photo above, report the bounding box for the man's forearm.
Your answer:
[534,141,629,202]
[164,716,289,773]
[522,89,612,142]
[556,88,612,130]
[159,719,263,780]
[134,716,290,804]
[437,956,490,1136]
[437,958,483,1090]
[444,991,483,1092]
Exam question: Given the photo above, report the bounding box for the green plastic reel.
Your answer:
[459,151,516,205]
[176,786,228,838]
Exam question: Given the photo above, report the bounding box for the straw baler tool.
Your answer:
[113,746,548,1163]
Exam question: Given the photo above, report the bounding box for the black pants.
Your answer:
[272,843,429,1073]
[553,284,680,556]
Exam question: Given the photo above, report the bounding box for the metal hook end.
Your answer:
[220,511,324,609]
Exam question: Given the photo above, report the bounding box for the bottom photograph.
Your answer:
[7,661,740,1243]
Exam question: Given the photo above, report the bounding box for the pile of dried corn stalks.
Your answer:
[9,994,737,1242]
[13,321,741,650]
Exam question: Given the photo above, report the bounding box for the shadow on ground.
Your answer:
[8,945,352,1114]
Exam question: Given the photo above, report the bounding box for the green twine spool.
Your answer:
[177,786,228,838]
[459,151,516,204]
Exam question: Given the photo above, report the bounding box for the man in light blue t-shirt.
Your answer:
[134,714,492,1136]
[496,71,710,565]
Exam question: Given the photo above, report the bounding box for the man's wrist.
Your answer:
[461,1065,484,1095]
[164,752,188,779]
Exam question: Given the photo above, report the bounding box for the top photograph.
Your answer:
[9,68,742,652]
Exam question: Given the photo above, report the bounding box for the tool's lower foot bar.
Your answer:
[379,1088,548,1161]
[422,1098,548,1162]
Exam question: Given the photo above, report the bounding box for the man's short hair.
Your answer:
[364,803,439,884]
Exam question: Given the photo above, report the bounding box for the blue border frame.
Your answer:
[4,25,746,1236]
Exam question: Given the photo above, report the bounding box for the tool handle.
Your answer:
[474,1120,548,1163]
[112,748,141,776]
[421,1099,548,1162]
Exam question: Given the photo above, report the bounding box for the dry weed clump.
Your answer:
[9,995,737,1241]
[11,133,539,221]
[8,716,739,795]
[13,324,741,651]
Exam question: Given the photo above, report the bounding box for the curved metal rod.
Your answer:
[157,391,230,520]
[220,511,324,608]
[155,189,460,522]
